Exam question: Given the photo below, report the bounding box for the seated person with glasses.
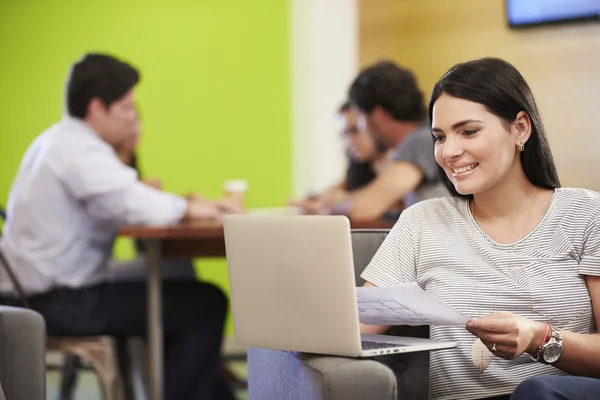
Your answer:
[293,102,394,216]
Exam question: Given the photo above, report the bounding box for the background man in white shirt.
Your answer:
[0,53,236,399]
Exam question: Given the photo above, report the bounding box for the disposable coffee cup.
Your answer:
[224,180,248,206]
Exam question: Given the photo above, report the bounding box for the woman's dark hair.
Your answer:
[344,161,376,191]
[429,57,560,199]
[339,102,376,190]
[339,101,351,113]
[67,53,140,118]
[349,60,426,122]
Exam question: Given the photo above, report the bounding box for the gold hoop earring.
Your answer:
[516,143,525,152]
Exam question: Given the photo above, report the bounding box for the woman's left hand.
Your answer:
[465,311,545,360]
[213,197,245,214]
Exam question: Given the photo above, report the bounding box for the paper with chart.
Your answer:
[356,282,469,326]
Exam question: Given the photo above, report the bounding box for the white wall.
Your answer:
[291,0,358,196]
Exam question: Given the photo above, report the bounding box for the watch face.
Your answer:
[543,343,563,364]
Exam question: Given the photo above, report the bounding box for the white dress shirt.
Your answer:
[0,116,187,295]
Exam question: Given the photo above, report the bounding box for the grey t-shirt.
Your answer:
[393,123,447,206]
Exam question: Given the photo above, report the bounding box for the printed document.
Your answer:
[356,282,469,326]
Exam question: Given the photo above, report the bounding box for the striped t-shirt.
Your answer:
[361,188,599,400]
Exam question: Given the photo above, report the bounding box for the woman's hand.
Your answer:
[289,196,332,215]
[213,197,245,214]
[465,311,546,360]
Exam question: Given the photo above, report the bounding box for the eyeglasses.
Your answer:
[340,126,360,138]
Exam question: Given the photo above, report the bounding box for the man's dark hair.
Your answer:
[348,60,425,122]
[429,57,560,199]
[67,53,140,118]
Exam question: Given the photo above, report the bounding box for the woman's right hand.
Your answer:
[360,281,391,334]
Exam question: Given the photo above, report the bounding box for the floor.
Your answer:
[45,356,248,400]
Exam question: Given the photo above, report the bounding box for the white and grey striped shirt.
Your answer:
[362,188,599,400]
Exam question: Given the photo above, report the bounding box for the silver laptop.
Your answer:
[223,215,458,357]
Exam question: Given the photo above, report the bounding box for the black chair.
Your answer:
[0,205,135,400]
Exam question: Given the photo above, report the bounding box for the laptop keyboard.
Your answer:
[361,340,406,350]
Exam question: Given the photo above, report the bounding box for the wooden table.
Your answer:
[120,218,395,400]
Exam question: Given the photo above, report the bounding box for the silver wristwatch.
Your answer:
[534,325,563,364]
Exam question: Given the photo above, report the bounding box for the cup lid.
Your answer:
[224,180,248,192]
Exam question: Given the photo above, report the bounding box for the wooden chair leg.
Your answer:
[116,338,136,400]
[127,337,149,399]
[90,340,126,400]
[57,354,81,400]
[58,338,126,400]
[49,336,138,400]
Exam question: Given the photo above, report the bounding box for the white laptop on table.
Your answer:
[223,215,458,357]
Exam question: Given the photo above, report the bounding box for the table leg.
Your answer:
[146,239,163,400]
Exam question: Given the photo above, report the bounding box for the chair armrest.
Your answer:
[0,306,46,400]
[248,326,431,400]
[248,348,397,400]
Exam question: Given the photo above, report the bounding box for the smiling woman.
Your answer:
[359,58,600,400]
[429,58,560,201]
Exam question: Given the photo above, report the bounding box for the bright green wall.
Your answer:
[0,0,291,334]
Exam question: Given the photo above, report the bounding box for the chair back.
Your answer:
[0,205,30,308]
[351,229,429,339]
[351,229,389,286]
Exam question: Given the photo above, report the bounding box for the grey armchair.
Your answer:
[0,306,46,400]
[247,229,430,400]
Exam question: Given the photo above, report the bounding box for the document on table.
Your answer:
[356,282,469,326]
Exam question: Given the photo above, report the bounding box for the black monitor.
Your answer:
[506,0,600,28]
